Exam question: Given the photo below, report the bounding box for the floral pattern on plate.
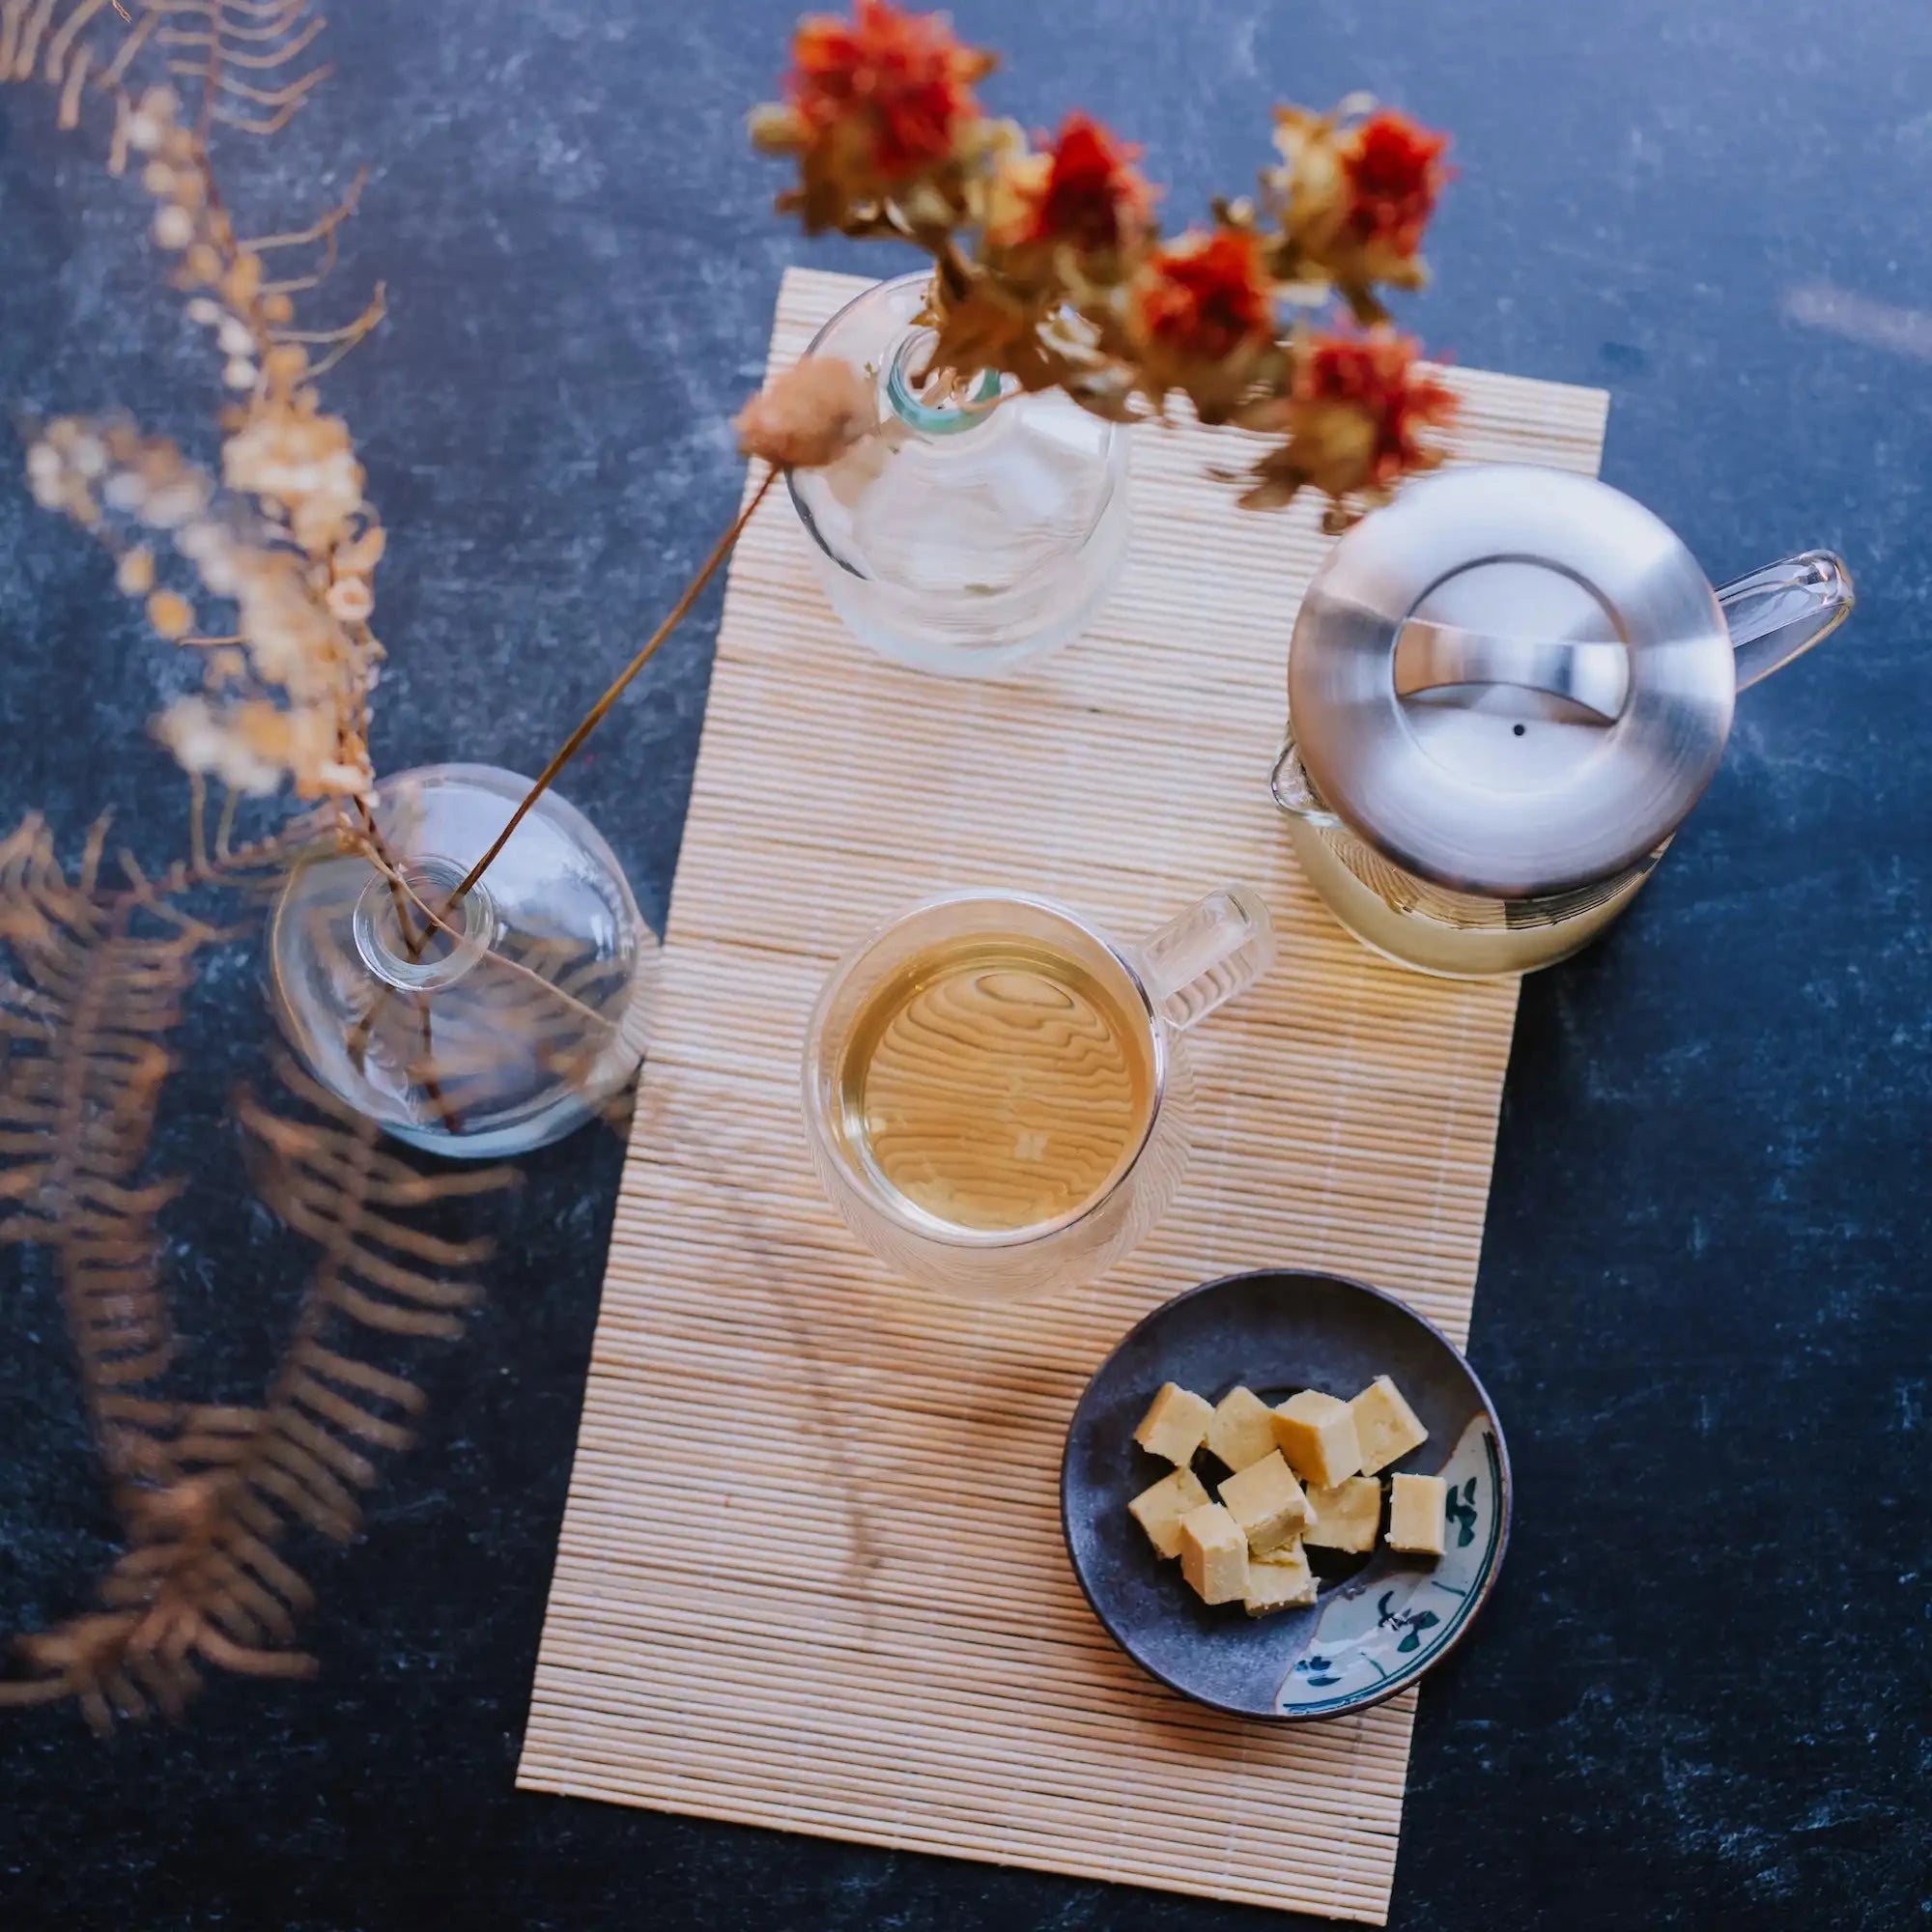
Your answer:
[1278,1417,1502,1714]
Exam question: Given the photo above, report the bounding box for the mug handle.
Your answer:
[1138,886,1276,1033]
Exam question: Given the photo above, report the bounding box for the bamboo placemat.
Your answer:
[518,268,1607,1923]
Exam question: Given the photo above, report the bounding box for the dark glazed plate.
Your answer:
[1061,1268,1512,1721]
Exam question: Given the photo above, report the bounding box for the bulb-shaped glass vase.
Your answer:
[269,763,658,1158]
[787,271,1130,678]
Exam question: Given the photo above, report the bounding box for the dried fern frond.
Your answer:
[148,0,329,141]
[240,1058,510,1345]
[4,2,149,130]
[0,1053,513,1728]
[0,809,305,1464]
[0,814,219,1478]
[0,2,330,141]
[0,1,121,110]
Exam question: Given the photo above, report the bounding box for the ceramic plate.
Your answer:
[1062,1268,1511,1720]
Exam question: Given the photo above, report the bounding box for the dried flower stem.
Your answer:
[355,844,612,1034]
[432,466,780,927]
[354,795,422,948]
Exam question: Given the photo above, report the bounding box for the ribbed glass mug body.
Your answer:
[802,887,1272,1300]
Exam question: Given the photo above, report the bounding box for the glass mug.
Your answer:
[802,886,1274,1300]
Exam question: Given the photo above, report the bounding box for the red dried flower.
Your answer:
[1131,227,1273,363]
[1295,325,1459,490]
[1340,109,1451,260]
[786,0,991,182]
[1019,112,1152,252]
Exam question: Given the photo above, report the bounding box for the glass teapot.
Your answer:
[1270,466,1856,978]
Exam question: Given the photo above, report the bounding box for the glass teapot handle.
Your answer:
[1718,551,1855,692]
[1269,728,1342,829]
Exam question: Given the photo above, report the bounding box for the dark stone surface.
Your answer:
[1,2,1927,1927]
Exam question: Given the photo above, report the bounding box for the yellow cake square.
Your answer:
[1216,1450,1314,1555]
[1350,1375,1429,1476]
[1177,1502,1250,1605]
[1127,1466,1212,1559]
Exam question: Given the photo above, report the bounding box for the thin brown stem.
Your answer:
[352,795,418,952]
[187,772,208,872]
[298,284,385,379]
[364,851,609,1033]
[411,997,456,1136]
[936,234,974,304]
[213,786,239,861]
[100,5,156,84]
[433,466,777,924]
[337,801,460,1138]
[241,166,367,254]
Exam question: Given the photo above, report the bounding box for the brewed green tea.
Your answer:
[833,934,1155,1235]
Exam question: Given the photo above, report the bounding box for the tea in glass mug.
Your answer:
[803,887,1273,1300]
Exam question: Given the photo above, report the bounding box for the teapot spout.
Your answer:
[1717,552,1855,692]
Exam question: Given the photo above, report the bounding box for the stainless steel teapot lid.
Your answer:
[1287,465,1736,898]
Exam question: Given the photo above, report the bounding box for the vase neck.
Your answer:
[352,857,496,992]
[883,327,1003,438]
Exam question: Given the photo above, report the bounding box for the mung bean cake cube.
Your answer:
[1302,1474,1383,1553]
[1272,1388,1364,1487]
[1216,1449,1314,1555]
[1206,1384,1279,1472]
[1350,1374,1429,1476]
[1387,1472,1447,1556]
[1133,1381,1213,1465]
[1178,1502,1250,1605]
[1244,1539,1317,1616]
[1127,1465,1212,1559]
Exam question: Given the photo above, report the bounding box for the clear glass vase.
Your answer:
[787,271,1131,678]
[269,763,659,1158]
